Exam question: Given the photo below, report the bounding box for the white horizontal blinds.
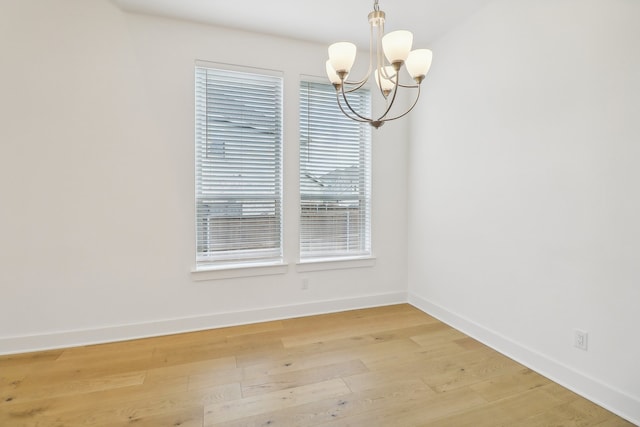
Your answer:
[299,81,372,260]
[195,66,283,267]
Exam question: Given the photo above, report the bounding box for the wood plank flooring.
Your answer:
[0,304,634,426]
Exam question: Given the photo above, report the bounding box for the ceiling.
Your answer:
[112,0,494,46]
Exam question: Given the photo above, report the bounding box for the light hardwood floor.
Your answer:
[0,304,634,426]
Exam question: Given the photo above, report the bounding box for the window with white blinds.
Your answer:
[195,65,283,268]
[299,81,372,260]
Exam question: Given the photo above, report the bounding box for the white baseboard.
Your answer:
[4,290,637,425]
[0,291,407,355]
[408,293,640,426]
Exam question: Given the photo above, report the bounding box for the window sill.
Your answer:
[191,261,289,281]
[296,256,376,272]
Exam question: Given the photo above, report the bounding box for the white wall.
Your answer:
[0,0,409,352]
[408,0,640,422]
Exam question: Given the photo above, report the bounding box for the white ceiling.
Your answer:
[112,0,494,46]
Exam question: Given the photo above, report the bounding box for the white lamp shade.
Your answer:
[328,42,357,74]
[374,66,396,92]
[325,60,342,84]
[382,30,413,63]
[405,49,433,79]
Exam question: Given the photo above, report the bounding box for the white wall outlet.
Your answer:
[574,329,588,351]
[301,278,309,290]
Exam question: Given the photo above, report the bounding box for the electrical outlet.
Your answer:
[301,279,309,290]
[574,329,588,351]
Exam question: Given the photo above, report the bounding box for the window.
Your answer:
[195,65,283,269]
[299,81,372,260]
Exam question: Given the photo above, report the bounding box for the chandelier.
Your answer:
[325,0,433,129]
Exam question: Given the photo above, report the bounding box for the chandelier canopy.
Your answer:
[325,0,433,129]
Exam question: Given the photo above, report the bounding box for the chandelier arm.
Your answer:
[375,72,401,122]
[339,85,373,122]
[381,20,392,99]
[340,11,377,89]
[336,92,371,123]
[342,75,369,87]
[342,76,368,86]
[397,82,420,89]
[379,84,422,123]
[367,13,376,89]
[342,80,369,93]
[374,68,389,100]
[375,15,389,99]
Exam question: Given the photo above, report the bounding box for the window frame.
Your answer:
[298,78,373,263]
[194,62,285,272]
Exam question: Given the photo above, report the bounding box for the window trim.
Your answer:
[295,256,376,273]
[191,261,289,281]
